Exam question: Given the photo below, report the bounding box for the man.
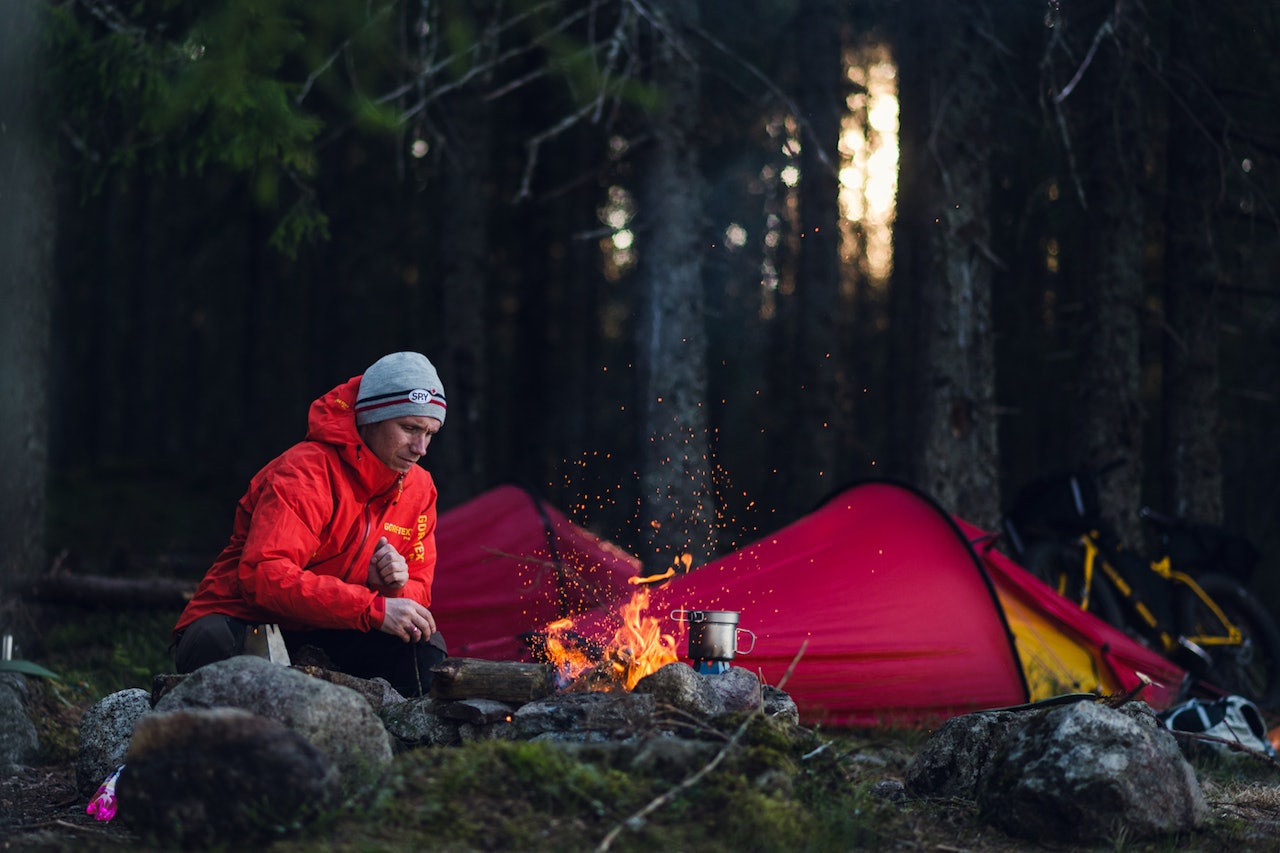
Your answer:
[173,351,449,696]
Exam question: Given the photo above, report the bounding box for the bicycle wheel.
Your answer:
[1023,541,1125,629]
[1180,573,1280,710]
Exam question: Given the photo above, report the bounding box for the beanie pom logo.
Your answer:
[409,389,434,405]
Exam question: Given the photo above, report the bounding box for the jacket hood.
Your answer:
[306,375,401,496]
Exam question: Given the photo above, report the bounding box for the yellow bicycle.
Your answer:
[1002,464,1280,709]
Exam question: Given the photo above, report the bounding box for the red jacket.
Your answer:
[174,375,438,636]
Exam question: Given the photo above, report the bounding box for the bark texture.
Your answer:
[1068,0,1150,544]
[790,0,846,510]
[437,84,492,504]
[897,0,1001,526]
[637,0,714,570]
[1161,0,1224,524]
[0,1,54,619]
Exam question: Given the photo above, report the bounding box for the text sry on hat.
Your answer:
[354,352,447,427]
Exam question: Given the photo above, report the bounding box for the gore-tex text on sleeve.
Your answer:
[381,494,438,607]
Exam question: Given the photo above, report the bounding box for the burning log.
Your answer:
[429,589,689,707]
[536,588,680,691]
[429,657,558,704]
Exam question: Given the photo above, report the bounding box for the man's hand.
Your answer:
[380,597,436,643]
[368,536,409,590]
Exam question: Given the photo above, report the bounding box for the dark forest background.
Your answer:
[3,0,1279,630]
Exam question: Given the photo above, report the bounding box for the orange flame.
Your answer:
[629,567,674,585]
[541,617,596,684]
[626,552,693,586]
[608,587,680,689]
[543,588,679,691]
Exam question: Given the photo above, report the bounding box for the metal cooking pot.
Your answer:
[672,609,756,662]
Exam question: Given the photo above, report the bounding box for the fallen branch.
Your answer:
[1167,728,1280,769]
[13,573,195,609]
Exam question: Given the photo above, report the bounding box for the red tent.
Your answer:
[555,481,1034,726]
[431,484,641,659]
[430,481,1186,727]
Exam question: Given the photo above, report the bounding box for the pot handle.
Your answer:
[671,609,706,623]
[735,627,756,655]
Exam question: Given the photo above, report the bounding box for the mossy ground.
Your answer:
[9,607,1280,852]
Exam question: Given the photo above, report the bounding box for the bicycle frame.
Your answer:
[1075,533,1243,654]
[1007,464,1280,706]
[1148,555,1244,649]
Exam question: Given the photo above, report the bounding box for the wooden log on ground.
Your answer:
[430,657,558,704]
[14,573,196,608]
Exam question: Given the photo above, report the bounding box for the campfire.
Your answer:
[427,583,764,725]
[422,589,790,747]
[541,588,679,691]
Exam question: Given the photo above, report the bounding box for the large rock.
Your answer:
[151,656,392,795]
[513,691,657,740]
[291,665,405,712]
[0,673,39,771]
[380,696,462,748]
[975,701,1206,842]
[704,667,763,713]
[910,699,1206,844]
[119,707,342,847]
[76,687,151,797]
[381,696,519,748]
[905,707,1024,799]
[633,662,724,717]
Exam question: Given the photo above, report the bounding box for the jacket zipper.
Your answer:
[347,474,405,581]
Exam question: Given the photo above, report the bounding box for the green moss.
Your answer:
[277,726,921,853]
[29,677,91,763]
[38,608,178,701]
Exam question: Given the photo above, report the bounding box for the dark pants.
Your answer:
[174,614,447,698]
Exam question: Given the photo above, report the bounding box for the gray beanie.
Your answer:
[354,352,447,427]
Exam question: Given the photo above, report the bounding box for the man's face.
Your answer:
[359,416,442,473]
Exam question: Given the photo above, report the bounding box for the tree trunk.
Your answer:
[1160,0,1224,524]
[790,0,846,510]
[435,86,492,505]
[0,0,55,639]
[1066,1,1149,544]
[896,0,1001,525]
[637,0,714,571]
[888,29,925,485]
